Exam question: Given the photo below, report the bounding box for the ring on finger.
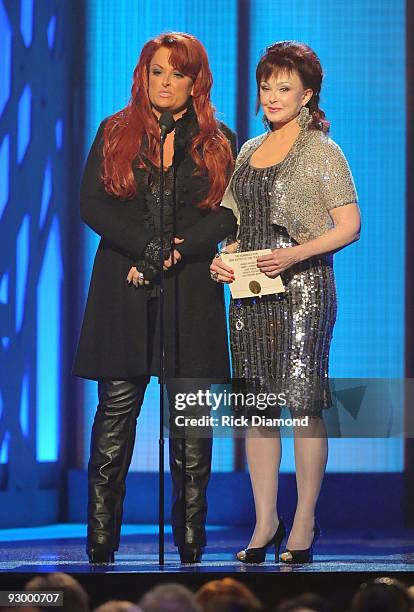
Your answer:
[210,271,220,282]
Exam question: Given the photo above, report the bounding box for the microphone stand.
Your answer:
[158,130,166,567]
[157,112,175,566]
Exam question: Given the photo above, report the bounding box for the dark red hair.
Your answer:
[101,32,234,208]
[256,40,330,133]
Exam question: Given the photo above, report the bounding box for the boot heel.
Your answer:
[179,544,203,564]
[87,545,115,564]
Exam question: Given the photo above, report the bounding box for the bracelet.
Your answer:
[217,241,240,256]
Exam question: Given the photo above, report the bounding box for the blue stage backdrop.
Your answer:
[0,1,406,530]
[80,0,405,473]
[0,0,76,525]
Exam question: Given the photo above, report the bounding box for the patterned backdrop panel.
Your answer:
[0,0,75,525]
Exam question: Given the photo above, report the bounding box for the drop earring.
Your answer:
[297,106,311,128]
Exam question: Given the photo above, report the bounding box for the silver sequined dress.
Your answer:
[229,160,337,416]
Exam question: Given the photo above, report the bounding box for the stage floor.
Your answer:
[0,524,413,573]
[1,525,413,612]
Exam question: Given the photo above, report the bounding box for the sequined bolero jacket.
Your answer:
[220,127,358,244]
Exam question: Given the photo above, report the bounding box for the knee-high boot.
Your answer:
[167,381,213,549]
[87,378,148,554]
[168,433,213,547]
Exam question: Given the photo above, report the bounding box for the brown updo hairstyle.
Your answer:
[256,40,330,133]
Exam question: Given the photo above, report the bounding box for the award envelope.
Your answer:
[221,249,285,299]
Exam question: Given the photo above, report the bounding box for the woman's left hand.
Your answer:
[163,237,184,270]
[126,266,150,287]
[256,246,303,277]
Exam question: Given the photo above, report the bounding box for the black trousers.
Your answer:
[87,377,212,550]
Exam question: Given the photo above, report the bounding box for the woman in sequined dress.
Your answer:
[210,41,360,564]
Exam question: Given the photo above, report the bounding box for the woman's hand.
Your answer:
[126,266,150,287]
[256,246,302,277]
[209,254,235,284]
[163,237,184,270]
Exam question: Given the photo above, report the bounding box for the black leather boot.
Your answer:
[87,378,148,563]
[169,434,212,563]
[167,382,213,564]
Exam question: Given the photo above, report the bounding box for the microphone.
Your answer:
[159,111,175,141]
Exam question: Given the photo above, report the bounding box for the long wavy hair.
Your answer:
[101,32,234,208]
[256,41,330,133]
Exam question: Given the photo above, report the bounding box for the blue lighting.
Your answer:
[0,523,225,543]
[19,372,29,437]
[0,272,8,303]
[55,119,63,149]
[0,134,10,220]
[39,159,52,228]
[47,15,56,49]
[36,217,62,462]
[0,431,9,464]
[16,215,29,333]
[0,269,8,347]
[0,0,12,118]
[20,0,33,47]
[17,85,31,164]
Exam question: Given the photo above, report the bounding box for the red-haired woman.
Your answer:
[210,41,360,564]
[73,32,237,564]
